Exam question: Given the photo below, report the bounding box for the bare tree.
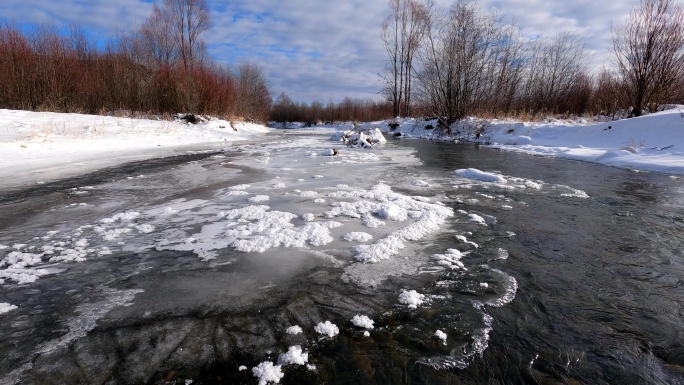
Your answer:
[140,4,177,68]
[520,33,589,115]
[381,0,429,117]
[611,0,684,117]
[234,62,271,122]
[163,0,209,71]
[414,0,523,125]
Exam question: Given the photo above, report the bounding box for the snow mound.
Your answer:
[399,289,426,309]
[286,325,303,335]
[351,314,375,329]
[434,330,447,343]
[342,232,373,242]
[278,345,308,366]
[252,361,284,385]
[314,321,339,337]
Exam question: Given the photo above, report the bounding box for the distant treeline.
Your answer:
[0,0,271,121]
[270,93,394,124]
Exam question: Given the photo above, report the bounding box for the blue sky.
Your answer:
[0,0,638,102]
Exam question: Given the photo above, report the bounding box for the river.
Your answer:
[1,129,683,384]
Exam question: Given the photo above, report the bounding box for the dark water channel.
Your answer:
[1,135,684,385]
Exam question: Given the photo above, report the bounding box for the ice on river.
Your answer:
[0,129,597,382]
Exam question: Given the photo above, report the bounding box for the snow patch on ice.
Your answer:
[432,249,467,270]
[0,303,18,314]
[342,232,373,242]
[286,325,303,335]
[248,195,270,202]
[455,168,506,183]
[351,314,375,329]
[252,361,284,385]
[399,289,426,309]
[434,330,447,344]
[314,321,339,337]
[278,345,308,366]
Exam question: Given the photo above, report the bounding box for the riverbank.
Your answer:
[362,106,684,175]
[0,109,271,188]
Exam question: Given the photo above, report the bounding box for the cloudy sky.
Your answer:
[1,0,639,102]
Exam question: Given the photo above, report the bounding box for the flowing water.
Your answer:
[1,130,683,385]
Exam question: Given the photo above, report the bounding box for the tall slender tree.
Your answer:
[163,0,209,71]
[381,0,429,117]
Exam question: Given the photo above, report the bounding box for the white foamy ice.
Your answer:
[351,314,374,329]
[342,232,373,242]
[0,303,18,314]
[434,330,447,344]
[454,168,506,183]
[158,205,343,258]
[100,211,141,224]
[229,184,251,191]
[285,325,303,335]
[412,179,430,187]
[252,361,284,385]
[1,251,51,284]
[238,365,248,371]
[455,235,479,248]
[314,321,339,337]
[467,213,486,224]
[301,213,316,221]
[248,195,270,202]
[278,345,308,366]
[432,249,466,270]
[399,289,426,309]
[325,184,453,263]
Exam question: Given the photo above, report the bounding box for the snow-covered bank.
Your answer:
[361,106,684,175]
[0,109,271,188]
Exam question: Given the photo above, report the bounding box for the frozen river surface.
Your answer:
[1,129,684,384]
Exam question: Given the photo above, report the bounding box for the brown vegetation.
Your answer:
[0,0,271,121]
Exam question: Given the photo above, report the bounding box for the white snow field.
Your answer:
[0,109,270,188]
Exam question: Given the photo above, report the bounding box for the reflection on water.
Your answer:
[0,134,683,384]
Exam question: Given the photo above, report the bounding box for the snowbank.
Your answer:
[374,107,684,175]
[0,109,271,188]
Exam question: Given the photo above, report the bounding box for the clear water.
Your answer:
[1,131,683,384]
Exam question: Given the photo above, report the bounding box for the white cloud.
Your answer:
[1,0,640,102]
